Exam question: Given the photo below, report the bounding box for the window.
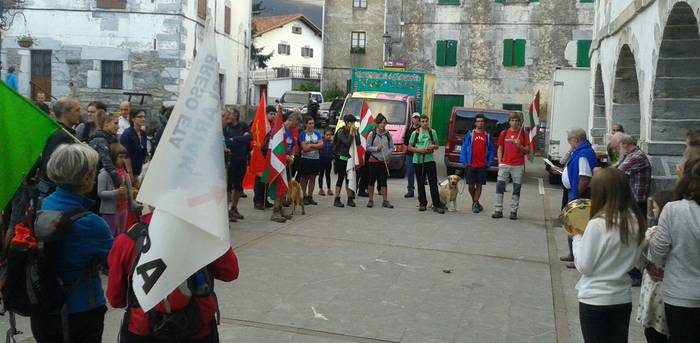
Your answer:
[495,0,539,3]
[579,0,594,3]
[351,31,366,54]
[577,40,592,68]
[278,43,290,55]
[292,26,302,34]
[301,47,314,58]
[96,0,126,9]
[438,0,460,4]
[436,40,458,66]
[353,0,367,8]
[224,6,231,34]
[101,61,123,89]
[503,39,526,67]
[197,0,207,19]
[502,103,523,111]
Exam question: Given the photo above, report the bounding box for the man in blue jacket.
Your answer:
[460,113,494,213]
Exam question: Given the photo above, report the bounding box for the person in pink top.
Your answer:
[492,111,530,220]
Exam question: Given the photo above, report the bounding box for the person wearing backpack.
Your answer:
[365,114,394,209]
[408,114,443,214]
[31,143,114,342]
[106,211,239,342]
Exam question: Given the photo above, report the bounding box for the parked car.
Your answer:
[279,91,324,114]
[325,97,346,129]
[443,107,510,175]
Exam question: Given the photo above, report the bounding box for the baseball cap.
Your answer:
[343,114,357,123]
[412,112,421,118]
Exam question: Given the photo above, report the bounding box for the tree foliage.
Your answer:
[251,1,273,69]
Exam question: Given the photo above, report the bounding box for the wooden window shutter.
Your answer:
[577,40,592,68]
[224,6,231,34]
[96,0,126,9]
[198,0,207,19]
[446,40,458,66]
[503,39,513,66]
[436,40,446,66]
[515,39,526,67]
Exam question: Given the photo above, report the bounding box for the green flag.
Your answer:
[0,81,60,209]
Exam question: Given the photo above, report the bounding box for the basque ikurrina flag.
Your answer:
[528,91,541,163]
[358,102,376,167]
[261,112,288,199]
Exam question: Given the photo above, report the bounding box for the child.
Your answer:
[318,128,335,196]
[636,190,674,343]
[98,143,134,236]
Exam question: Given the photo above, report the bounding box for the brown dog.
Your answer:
[286,180,305,215]
[439,175,462,211]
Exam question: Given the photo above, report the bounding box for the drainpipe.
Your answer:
[245,1,252,120]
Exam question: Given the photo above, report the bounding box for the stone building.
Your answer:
[323,0,595,143]
[590,0,700,191]
[0,0,251,113]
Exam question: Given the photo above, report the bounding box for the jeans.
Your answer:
[495,165,524,213]
[31,305,107,343]
[579,302,632,343]
[253,176,268,205]
[665,303,700,343]
[415,161,440,207]
[406,154,415,193]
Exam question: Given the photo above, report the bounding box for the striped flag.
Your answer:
[262,112,288,199]
[528,91,541,163]
[358,102,376,167]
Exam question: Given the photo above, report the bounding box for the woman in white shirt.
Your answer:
[572,167,645,343]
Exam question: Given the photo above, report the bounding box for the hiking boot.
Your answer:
[232,207,244,220]
[492,211,503,219]
[433,207,445,214]
[419,205,427,211]
[358,191,369,198]
[265,201,273,208]
[347,198,356,207]
[559,255,574,262]
[254,203,265,211]
[228,213,238,222]
[476,202,484,212]
[308,197,318,205]
[404,192,414,198]
[281,208,293,220]
[472,203,479,213]
[334,197,345,208]
[241,192,248,198]
[565,262,576,269]
[367,200,374,208]
[382,201,394,209]
[509,212,518,220]
[327,189,333,196]
[303,197,311,205]
[319,189,326,196]
[270,209,286,223]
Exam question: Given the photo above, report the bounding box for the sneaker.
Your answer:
[270,209,286,223]
[419,205,427,211]
[281,208,293,220]
[327,189,334,196]
[559,255,574,262]
[254,203,265,211]
[232,207,244,220]
[472,203,479,213]
[303,197,311,205]
[228,212,238,222]
[433,207,445,214]
[476,202,484,212]
[382,201,394,209]
[241,192,248,198]
[565,262,576,269]
[334,197,345,208]
[265,202,273,208]
[347,198,356,207]
[509,212,518,220]
[367,200,374,208]
[404,192,414,198]
[319,189,326,196]
[492,211,503,219]
[308,197,318,205]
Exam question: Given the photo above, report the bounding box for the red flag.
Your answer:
[249,90,271,174]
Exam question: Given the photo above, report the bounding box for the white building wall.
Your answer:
[255,19,322,69]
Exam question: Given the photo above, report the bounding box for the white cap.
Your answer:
[412,112,421,118]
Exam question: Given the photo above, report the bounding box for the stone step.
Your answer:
[662,24,700,40]
[652,98,700,120]
[654,77,700,98]
[650,118,700,141]
[659,39,700,58]
[656,57,700,77]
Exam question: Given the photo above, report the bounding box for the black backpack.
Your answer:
[122,224,216,341]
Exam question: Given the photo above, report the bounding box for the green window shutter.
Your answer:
[502,103,523,111]
[436,40,446,66]
[529,0,539,2]
[446,40,457,66]
[438,0,460,4]
[495,0,505,3]
[515,39,526,67]
[503,39,513,66]
[579,0,594,3]
[577,40,592,68]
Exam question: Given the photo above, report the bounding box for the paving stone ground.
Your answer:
[0,156,645,342]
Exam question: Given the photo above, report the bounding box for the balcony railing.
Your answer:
[253,66,321,81]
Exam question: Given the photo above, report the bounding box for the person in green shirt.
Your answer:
[408,114,444,214]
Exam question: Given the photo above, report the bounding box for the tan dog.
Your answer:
[439,175,462,211]
[286,180,305,215]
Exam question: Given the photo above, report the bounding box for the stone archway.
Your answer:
[591,65,606,147]
[649,2,700,191]
[612,45,640,140]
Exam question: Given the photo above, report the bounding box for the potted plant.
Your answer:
[17,35,34,48]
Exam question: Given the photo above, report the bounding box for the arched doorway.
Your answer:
[612,45,640,140]
[591,65,606,147]
[650,2,700,191]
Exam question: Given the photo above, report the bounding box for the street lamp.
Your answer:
[382,31,392,60]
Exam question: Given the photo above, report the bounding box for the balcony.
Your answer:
[253,66,321,81]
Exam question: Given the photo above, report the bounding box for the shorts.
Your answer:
[466,167,487,185]
[299,158,320,176]
[227,160,247,191]
[368,162,388,188]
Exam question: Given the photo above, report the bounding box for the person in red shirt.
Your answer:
[492,111,530,220]
[460,114,495,213]
[106,212,239,342]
